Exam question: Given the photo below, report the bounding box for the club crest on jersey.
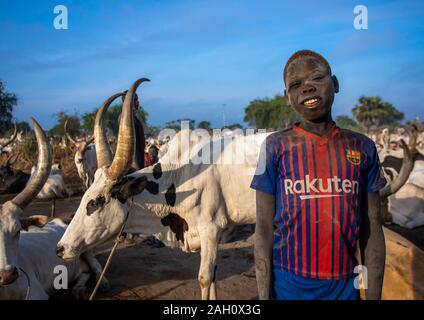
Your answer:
[346,149,361,165]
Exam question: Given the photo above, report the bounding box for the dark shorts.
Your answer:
[273,268,360,300]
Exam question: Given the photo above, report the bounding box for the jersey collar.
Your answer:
[293,122,339,144]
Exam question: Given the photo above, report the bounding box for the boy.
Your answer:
[251,50,386,300]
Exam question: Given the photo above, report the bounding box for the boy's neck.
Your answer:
[299,114,335,137]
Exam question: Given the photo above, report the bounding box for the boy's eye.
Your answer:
[289,82,300,89]
[313,75,324,81]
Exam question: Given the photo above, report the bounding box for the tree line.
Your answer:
[243,94,407,132]
[0,79,416,139]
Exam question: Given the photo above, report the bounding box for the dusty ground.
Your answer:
[1,194,423,300]
[0,194,258,300]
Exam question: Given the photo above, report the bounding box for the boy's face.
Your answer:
[284,56,338,122]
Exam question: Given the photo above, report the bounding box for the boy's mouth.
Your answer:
[301,97,321,109]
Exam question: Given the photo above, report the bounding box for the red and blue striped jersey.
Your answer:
[250,123,386,280]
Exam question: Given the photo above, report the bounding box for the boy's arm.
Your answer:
[254,190,275,300]
[359,191,386,300]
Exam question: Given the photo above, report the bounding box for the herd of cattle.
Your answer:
[0,78,423,300]
[371,125,424,228]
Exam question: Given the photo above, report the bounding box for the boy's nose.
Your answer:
[302,85,316,94]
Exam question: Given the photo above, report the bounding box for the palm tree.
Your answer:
[352,96,404,130]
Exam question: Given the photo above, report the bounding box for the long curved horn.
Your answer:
[107,78,150,181]
[64,119,78,146]
[0,123,18,148]
[94,92,126,168]
[12,118,52,209]
[380,139,413,198]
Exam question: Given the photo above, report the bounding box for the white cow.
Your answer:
[56,79,408,300]
[29,164,72,200]
[388,158,424,229]
[0,212,106,300]
[64,120,97,190]
[375,126,424,228]
[0,118,108,300]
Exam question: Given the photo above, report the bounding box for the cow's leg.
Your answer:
[198,224,220,300]
[82,252,111,292]
[71,272,91,299]
[209,265,218,300]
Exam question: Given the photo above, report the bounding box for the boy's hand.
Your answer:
[359,191,385,300]
[254,190,275,300]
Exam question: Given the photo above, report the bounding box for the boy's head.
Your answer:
[284,50,339,122]
[122,90,139,110]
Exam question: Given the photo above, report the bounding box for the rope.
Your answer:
[18,267,31,300]
[51,198,56,218]
[88,198,133,300]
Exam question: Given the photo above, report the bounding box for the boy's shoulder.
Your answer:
[338,127,376,149]
[338,127,372,141]
[267,127,295,141]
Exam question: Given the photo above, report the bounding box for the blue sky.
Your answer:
[0,0,423,129]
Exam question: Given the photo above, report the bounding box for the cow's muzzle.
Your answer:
[56,243,78,261]
[0,267,19,286]
[56,244,65,258]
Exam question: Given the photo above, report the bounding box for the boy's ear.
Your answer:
[284,89,291,106]
[332,75,339,93]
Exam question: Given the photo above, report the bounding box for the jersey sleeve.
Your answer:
[365,142,387,193]
[250,135,278,195]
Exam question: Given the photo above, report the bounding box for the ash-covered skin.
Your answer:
[254,52,385,300]
[284,55,338,135]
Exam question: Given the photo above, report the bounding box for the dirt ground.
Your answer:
[0,194,258,300]
[1,194,423,300]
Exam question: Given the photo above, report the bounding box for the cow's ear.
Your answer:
[20,215,49,231]
[111,176,148,203]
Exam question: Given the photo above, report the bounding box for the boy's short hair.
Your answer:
[283,50,331,83]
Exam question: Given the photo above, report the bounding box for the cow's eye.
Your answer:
[86,196,105,216]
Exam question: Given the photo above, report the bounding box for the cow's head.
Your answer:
[64,119,95,181]
[0,119,51,286]
[56,79,150,260]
